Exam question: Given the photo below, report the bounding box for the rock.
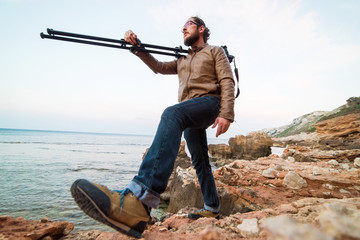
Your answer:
[61,230,102,240]
[261,215,333,240]
[228,132,273,160]
[0,216,74,240]
[355,157,360,168]
[316,112,360,136]
[200,225,220,240]
[262,168,276,179]
[287,156,295,162]
[237,218,259,238]
[210,158,234,168]
[318,202,360,239]
[144,197,360,240]
[213,156,360,213]
[341,163,350,170]
[282,145,360,162]
[315,113,360,149]
[177,141,189,159]
[328,159,339,166]
[273,113,360,151]
[283,171,307,189]
[208,144,232,159]
[144,141,191,169]
[340,189,351,194]
[282,146,315,162]
[217,187,255,216]
[167,165,258,216]
[168,167,203,213]
[161,141,192,202]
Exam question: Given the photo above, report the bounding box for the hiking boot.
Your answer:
[188,208,220,220]
[70,179,150,238]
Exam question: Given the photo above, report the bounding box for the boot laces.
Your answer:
[113,188,131,214]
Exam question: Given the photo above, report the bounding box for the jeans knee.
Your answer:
[192,158,211,172]
[161,105,182,122]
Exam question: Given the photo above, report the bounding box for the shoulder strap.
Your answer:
[221,46,240,98]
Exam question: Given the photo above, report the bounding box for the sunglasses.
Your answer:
[182,20,199,32]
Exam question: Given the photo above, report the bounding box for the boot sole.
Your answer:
[71,180,143,238]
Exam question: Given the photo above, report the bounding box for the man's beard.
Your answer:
[184,30,200,46]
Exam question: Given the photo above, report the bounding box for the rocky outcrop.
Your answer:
[316,113,360,150]
[316,113,360,136]
[159,141,192,202]
[167,167,203,213]
[274,113,360,152]
[49,197,360,240]
[263,96,360,138]
[4,103,360,240]
[3,197,360,240]
[0,216,73,240]
[228,132,273,160]
[283,145,360,162]
[167,150,360,216]
[208,144,232,159]
[3,145,360,240]
[208,132,273,163]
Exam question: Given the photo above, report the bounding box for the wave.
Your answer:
[0,141,149,147]
[68,149,126,154]
[67,167,114,172]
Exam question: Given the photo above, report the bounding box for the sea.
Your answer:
[0,128,231,232]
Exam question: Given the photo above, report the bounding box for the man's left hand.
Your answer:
[212,117,231,138]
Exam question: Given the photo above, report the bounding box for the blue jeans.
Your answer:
[127,96,221,212]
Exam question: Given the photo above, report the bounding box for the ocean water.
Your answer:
[0,128,228,232]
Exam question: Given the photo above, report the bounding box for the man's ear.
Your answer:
[198,25,205,33]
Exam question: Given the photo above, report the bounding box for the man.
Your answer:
[70,16,235,238]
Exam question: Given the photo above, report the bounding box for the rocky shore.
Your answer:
[1,113,359,240]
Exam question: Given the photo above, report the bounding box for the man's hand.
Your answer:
[124,30,139,45]
[212,117,231,138]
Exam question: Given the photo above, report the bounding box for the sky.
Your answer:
[0,0,359,139]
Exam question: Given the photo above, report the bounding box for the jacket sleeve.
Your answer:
[133,51,178,75]
[213,47,235,122]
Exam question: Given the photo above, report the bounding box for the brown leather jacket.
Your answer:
[134,44,235,122]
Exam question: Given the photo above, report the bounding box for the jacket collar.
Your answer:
[188,43,208,54]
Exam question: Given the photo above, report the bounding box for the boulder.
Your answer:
[237,218,259,238]
[355,157,360,168]
[167,167,203,213]
[283,171,308,189]
[228,132,273,160]
[0,216,74,240]
[208,144,232,159]
[261,215,333,240]
[148,141,192,202]
[167,166,257,216]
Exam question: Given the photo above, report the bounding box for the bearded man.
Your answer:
[70,16,235,238]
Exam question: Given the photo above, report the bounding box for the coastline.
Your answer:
[1,114,360,239]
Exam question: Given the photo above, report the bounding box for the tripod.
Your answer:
[41,28,190,58]
[40,28,239,97]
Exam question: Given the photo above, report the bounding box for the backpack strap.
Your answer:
[221,46,240,98]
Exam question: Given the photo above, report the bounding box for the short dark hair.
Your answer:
[191,16,210,43]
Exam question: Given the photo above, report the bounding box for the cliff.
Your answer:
[263,96,360,137]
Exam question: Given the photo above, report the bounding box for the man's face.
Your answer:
[182,19,200,47]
